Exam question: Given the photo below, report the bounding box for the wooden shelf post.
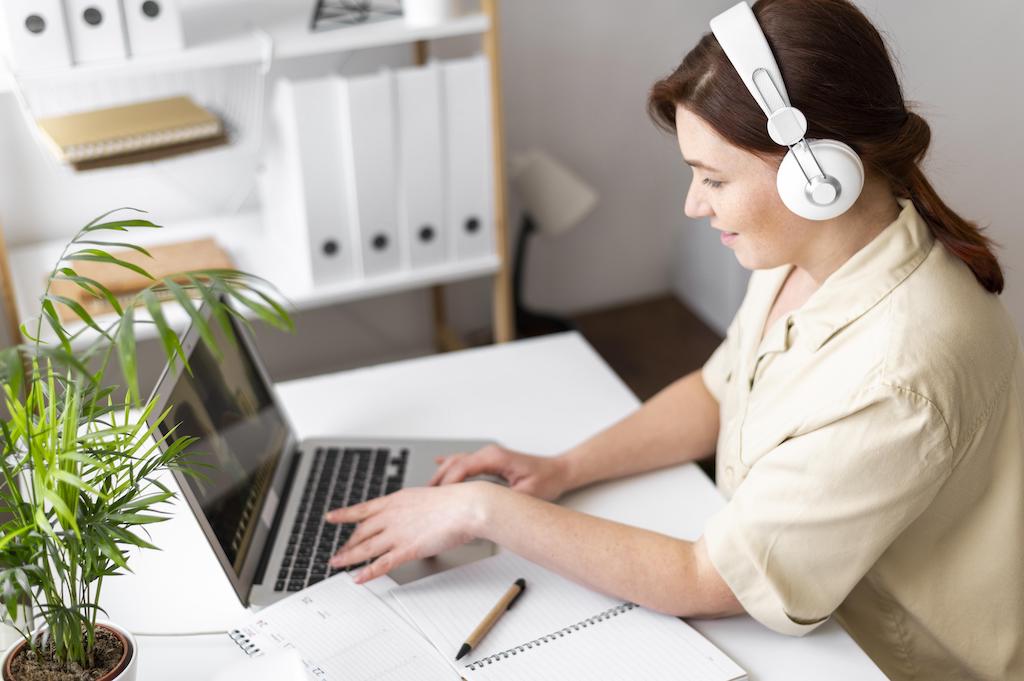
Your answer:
[482,0,515,343]
[0,223,21,347]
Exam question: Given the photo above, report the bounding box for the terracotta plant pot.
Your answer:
[2,620,137,681]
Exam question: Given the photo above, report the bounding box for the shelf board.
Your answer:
[9,211,500,346]
[0,10,488,93]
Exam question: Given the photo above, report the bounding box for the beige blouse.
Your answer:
[701,200,1023,681]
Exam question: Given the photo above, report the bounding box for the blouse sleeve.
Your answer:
[701,314,740,403]
[702,383,954,636]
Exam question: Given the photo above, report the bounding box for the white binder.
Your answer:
[441,55,496,261]
[64,0,129,63]
[395,62,447,270]
[0,0,73,73]
[262,77,359,289]
[121,0,184,56]
[338,70,401,278]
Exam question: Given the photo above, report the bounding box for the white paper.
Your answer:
[392,552,747,681]
[229,573,456,681]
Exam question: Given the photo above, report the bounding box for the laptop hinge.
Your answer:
[253,448,302,586]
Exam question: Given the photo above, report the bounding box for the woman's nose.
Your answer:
[684,186,713,219]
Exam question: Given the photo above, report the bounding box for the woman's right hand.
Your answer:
[428,444,571,501]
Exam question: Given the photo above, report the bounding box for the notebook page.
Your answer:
[465,605,746,681]
[230,573,456,681]
[392,552,621,666]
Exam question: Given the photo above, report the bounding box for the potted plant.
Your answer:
[0,209,291,680]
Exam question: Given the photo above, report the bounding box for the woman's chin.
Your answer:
[733,249,781,271]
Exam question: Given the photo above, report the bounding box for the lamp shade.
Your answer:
[509,149,598,237]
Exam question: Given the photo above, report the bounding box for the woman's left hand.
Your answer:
[325,481,492,584]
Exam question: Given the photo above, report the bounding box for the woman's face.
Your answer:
[674,104,807,270]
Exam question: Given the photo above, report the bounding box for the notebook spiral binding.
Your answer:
[228,628,265,658]
[464,602,637,671]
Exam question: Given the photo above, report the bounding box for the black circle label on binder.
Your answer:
[465,217,481,234]
[322,240,339,256]
[83,7,104,26]
[25,15,46,34]
[419,225,436,243]
[372,234,389,251]
[142,1,162,18]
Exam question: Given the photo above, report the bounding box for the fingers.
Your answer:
[428,453,465,487]
[437,447,504,486]
[354,549,409,584]
[325,495,385,524]
[342,515,385,550]
[330,528,389,570]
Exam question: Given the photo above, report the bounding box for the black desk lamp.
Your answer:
[509,149,598,338]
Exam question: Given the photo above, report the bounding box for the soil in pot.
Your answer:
[5,627,128,681]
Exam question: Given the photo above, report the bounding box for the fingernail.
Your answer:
[330,556,343,567]
[354,570,366,584]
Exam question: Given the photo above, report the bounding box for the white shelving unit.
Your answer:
[0,1,513,351]
[10,211,500,344]
[0,7,489,92]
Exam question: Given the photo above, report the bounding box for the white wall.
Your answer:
[853,0,1024,326]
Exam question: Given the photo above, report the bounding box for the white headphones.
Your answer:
[710,1,864,220]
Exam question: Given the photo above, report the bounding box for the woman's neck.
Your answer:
[794,177,903,286]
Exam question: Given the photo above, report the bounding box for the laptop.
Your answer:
[147,303,496,608]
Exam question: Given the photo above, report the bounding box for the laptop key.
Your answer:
[275,581,285,592]
[366,477,383,500]
[287,580,304,592]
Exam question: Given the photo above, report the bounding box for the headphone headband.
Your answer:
[709,1,791,117]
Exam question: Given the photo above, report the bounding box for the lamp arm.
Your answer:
[512,212,537,316]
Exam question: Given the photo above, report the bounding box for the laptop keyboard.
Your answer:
[274,447,407,592]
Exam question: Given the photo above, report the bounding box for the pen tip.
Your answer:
[456,643,471,661]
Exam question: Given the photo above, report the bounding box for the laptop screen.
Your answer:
[155,313,289,576]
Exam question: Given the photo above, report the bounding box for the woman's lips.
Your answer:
[720,231,739,246]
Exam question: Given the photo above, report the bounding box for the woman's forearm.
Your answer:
[472,483,741,618]
[558,369,720,493]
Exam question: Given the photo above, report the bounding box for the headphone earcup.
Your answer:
[776,139,864,220]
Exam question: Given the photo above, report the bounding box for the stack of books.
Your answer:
[36,95,226,170]
[48,237,234,321]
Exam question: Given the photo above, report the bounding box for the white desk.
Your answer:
[100,332,885,679]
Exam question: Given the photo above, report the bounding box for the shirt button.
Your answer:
[724,465,735,484]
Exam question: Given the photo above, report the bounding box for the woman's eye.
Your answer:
[702,178,723,189]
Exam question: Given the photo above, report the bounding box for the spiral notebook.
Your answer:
[227,573,455,681]
[391,552,747,681]
[35,95,225,168]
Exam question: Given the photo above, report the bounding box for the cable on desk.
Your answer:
[132,630,227,637]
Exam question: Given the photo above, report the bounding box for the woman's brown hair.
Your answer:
[648,0,1003,294]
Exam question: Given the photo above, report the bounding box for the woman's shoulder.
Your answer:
[879,241,1020,446]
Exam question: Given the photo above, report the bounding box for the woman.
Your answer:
[326,1,1023,678]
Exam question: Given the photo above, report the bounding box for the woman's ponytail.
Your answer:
[886,113,1003,294]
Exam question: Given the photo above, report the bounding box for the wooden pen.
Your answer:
[456,578,527,661]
